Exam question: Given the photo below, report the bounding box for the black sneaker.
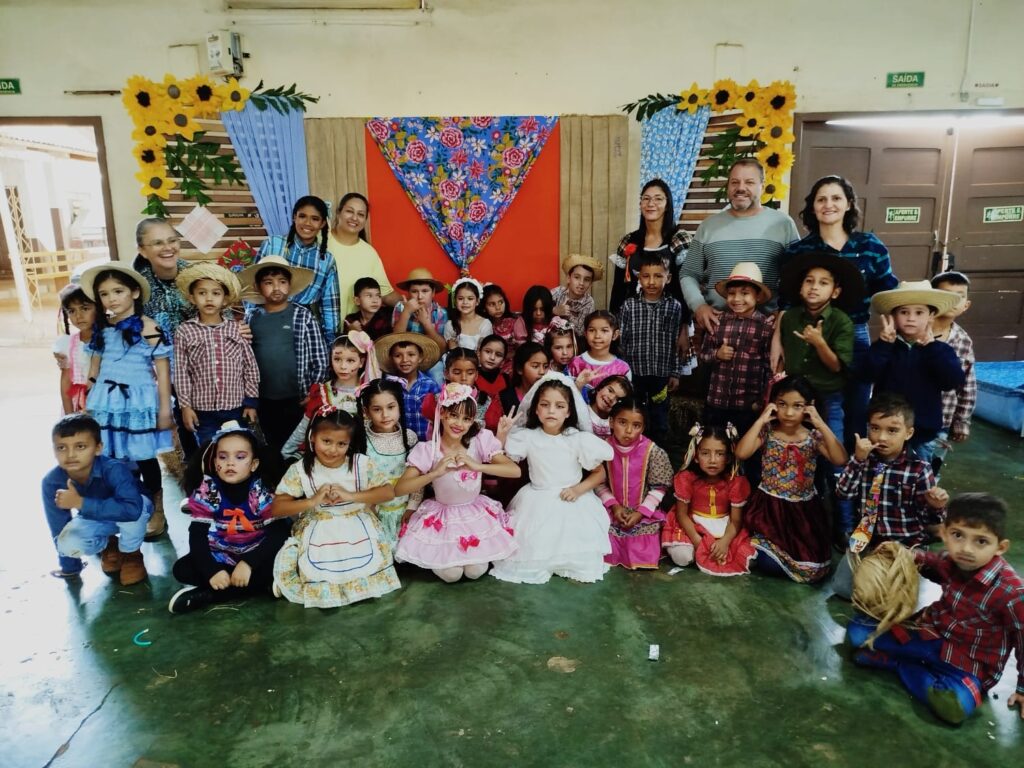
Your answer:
[168,586,218,614]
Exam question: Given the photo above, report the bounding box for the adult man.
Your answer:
[681,159,800,332]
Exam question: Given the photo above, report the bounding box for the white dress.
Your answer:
[490,427,614,584]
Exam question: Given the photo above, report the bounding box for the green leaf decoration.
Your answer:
[248,82,320,114]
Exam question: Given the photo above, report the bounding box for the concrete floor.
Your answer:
[1,344,1022,768]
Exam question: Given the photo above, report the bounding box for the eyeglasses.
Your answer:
[640,196,667,204]
[142,236,182,248]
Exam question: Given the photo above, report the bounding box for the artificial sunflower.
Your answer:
[709,78,740,112]
[217,77,251,112]
[676,82,709,115]
[132,141,165,172]
[136,167,175,200]
[762,122,796,144]
[737,79,762,110]
[761,80,797,116]
[131,111,171,148]
[161,74,188,107]
[756,144,795,176]
[183,74,222,117]
[165,106,202,141]
[735,111,767,139]
[761,176,790,203]
[122,76,166,126]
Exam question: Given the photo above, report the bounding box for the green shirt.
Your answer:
[251,304,300,399]
[780,303,853,394]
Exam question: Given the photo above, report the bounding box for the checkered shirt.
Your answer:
[939,322,977,438]
[174,319,260,411]
[550,286,594,338]
[698,310,773,409]
[404,372,441,442]
[619,295,684,378]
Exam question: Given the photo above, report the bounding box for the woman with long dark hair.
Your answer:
[327,192,400,320]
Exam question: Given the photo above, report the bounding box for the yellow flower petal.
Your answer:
[166,106,202,141]
[132,142,164,171]
[216,77,250,112]
[183,75,222,118]
[756,144,795,176]
[676,82,709,115]
[123,75,167,126]
[762,80,797,115]
[136,168,175,200]
[735,111,767,139]
[737,79,763,111]
[762,121,796,144]
[709,78,740,113]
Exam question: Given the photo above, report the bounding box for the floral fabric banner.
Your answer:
[366,116,557,273]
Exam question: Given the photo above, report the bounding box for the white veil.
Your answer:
[511,370,593,433]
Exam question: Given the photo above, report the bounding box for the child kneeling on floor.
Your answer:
[847,493,1024,725]
[168,420,291,614]
[42,414,151,585]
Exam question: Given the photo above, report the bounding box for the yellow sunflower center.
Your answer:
[167,84,181,99]
[770,95,787,110]
[765,183,777,194]
[743,91,756,102]
[135,91,151,108]
[196,85,213,102]
[144,125,157,136]
[746,118,758,128]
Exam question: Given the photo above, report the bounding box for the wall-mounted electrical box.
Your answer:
[206,30,244,77]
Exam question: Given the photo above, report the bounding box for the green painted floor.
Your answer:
[2,347,1022,767]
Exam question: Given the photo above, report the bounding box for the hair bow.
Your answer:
[384,374,410,392]
[347,329,381,384]
[451,276,484,298]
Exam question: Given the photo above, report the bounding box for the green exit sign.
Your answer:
[886,71,925,89]
[0,78,20,95]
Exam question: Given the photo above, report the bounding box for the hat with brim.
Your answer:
[175,262,242,305]
[239,255,315,305]
[375,332,441,372]
[80,260,151,303]
[779,251,866,313]
[870,280,962,317]
[714,261,772,304]
[396,267,446,294]
[561,253,605,281]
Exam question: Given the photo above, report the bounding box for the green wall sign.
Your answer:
[886,72,925,89]
[885,206,921,224]
[983,205,1023,223]
[0,78,21,95]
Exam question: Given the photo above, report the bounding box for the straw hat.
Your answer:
[395,267,446,293]
[561,253,605,281]
[778,251,865,313]
[175,262,242,305]
[714,261,772,304]
[870,280,962,317]
[374,332,441,372]
[80,261,151,303]
[239,255,315,304]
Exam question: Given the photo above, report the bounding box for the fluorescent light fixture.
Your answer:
[827,114,1024,129]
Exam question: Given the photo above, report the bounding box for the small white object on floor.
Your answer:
[648,644,660,661]
[667,567,684,576]
[176,206,228,254]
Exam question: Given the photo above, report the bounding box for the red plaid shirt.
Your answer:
[939,322,976,438]
[915,550,1024,694]
[699,310,773,410]
[174,318,260,411]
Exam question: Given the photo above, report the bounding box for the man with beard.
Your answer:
[681,159,800,333]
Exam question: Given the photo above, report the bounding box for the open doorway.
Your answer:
[0,117,118,337]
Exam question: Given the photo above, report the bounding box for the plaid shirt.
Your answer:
[344,307,393,341]
[699,310,773,409]
[392,301,448,336]
[915,550,1024,694]
[258,236,341,341]
[403,372,441,442]
[174,319,260,411]
[836,449,942,547]
[939,323,977,438]
[550,286,594,337]
[247,303,329,395]
[619,294,684,378]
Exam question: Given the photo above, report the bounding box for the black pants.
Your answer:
[135,458,162,498]
[632,375,671,445]
[172,521,290,597]
[258,397,305,454]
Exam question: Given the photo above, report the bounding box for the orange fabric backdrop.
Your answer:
[365,122,560,312]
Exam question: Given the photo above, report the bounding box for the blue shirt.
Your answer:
[404,372,441,442]
[781,231,897,324]
[258,236,341,341]
[41,455,145,524]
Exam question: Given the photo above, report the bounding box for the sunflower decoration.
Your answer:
[122,76,166,125]
[161,74,189,108]
[217,77,251,112]
[132,141,165,173]
[735,111,767,139]
[136,167,175,200]
[130,110,171,148]
[165,105,202,141]
[762,122,796,144]
[183,74,222,118]
[676,82,709,115]
[761,176,790,204]
[737,80,763,111]
[708,78,740,113]
[756,144,796,177]
[761,80,797,117]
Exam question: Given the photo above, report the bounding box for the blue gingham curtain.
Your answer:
[639,105,710,208]
[222,104,310,237]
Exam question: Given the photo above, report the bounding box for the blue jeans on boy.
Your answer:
[56,496,152,559]
[847,614,983,725]
[819,391,854,533]
[195,407,244,447]
[44,498,88,575]
[844,323,872,452]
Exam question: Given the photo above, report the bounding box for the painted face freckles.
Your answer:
[725,284,757,316]
[696,437,728,478]
[96,278,140,321]
[213,434,257,483]
[332,346,363,381]
[312,425,351,468]
[812,182,850,228]
[441,407,474,439]
[612,409,645,445]
[367,393,400,432]
[447,358,478,386]
[293,205,325,244]
[566,266,593,300]
[867,412,914,460]
[479,341,505,370]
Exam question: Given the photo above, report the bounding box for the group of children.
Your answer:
[43,198,1021,726]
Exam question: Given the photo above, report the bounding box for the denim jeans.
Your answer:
[56,496,152,558]
[844,323,872,452]
[195,407,244,447]
[818,391,854,532]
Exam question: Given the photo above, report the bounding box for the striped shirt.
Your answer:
[618,294,684,378]
[939,322,977,439]
[681,207,799,313]
[173,318,260,411]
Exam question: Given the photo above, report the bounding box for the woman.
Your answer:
[327,192,400,321]
[131,217,194,338]
[776,174,898,443]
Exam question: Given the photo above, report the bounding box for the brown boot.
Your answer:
[100,535,123,575]
[145,491,166,541]
[119,550,148,586]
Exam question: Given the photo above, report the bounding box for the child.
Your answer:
[551,254,602,338]
[256,195,340,339]
[168,421,291,613]
[930,270,977,467]
[476,334,511,401]
[481,283,519,372]
[80,262,172,540]
[737,375,848,584]
[241,255,329,453]
[662,423,755,575]
[391,267,448,362]
[587,374,632,439]
[374,332,441,442]
[444,277,493,352]
[174,262,259,446]
[54,284,97,414]
[42,414,151,583]
[394,383,520,582]
[491,372,614,584]
[282,331,379,458]
[618,252,686,444]
[513,285,555,347]
[361,378,420,546]
[699,262,774,437]
[484,342,549,432]
[833,392,948,599]
[344,277,393,340]
[598,399,673,570]
[863,280,965,465]
[271,408,401,608]
[544,318,577,374]
[568,311,632,391]
[847,493,1024,725]
[421,348,492,431]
